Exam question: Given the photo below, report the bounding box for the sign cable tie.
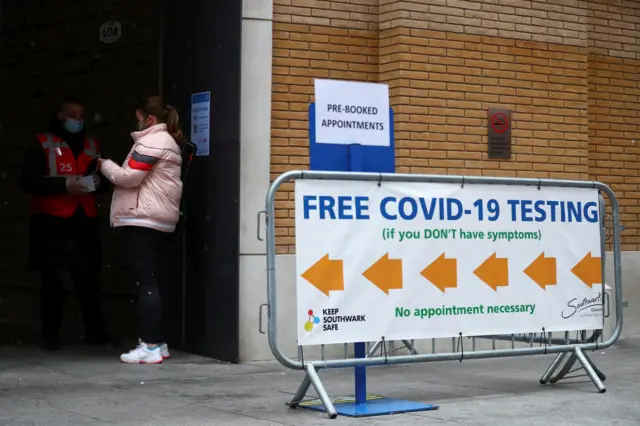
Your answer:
[379,336,388,365]
[456,332,464,362]
[540,327,548,355]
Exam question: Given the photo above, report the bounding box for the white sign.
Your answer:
[190,92,211,156]
[99,20,122,44]
[314,79,390,147]
[295,179,604,346]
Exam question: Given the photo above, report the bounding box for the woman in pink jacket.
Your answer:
[99,96,183,364]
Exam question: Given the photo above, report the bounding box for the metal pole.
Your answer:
[366,340,382,357]
[287,374,312,409]
[354,342,367,404]
[306,363,338,419]
[575,347,606,393]
[540,352,567,384]
[348,144,368,405]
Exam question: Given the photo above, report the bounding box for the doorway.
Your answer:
[0,0,242,362]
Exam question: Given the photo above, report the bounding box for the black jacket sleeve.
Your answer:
[20,139,68,195]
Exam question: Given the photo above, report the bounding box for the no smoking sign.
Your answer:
[487,108,512,159]
[491,112,509,134]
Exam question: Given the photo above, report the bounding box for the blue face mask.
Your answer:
[63,118,84,134]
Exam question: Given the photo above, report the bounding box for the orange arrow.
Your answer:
[571,252,602,288]
[301,254,344,296]
[421,253,457,293]
[362,253,403,294]
[524,252,557,290]
[474,253,509,291]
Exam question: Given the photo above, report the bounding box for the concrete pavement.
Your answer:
[1,337,640,425]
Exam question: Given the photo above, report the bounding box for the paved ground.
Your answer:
[1,337,640,425]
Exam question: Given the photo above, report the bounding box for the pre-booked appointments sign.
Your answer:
[314,79,390,147]
[295,179,604,346]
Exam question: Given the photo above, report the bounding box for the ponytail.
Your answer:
[165,105,185,145]
[138,96,186,146]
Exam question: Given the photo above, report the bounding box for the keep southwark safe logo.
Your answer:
[304,310,321,331]
[304,308,366,332]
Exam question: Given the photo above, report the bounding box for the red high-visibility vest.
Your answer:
[31,133,100,218]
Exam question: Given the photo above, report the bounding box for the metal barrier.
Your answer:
[263,170,623,419]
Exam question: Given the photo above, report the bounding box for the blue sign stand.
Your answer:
[308,103,395,173]
[301,102,439,417]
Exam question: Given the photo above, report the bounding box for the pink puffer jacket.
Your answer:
[100,124,183,233]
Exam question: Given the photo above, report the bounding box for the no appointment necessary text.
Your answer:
[302,195,599,224]
[396,304,537,320]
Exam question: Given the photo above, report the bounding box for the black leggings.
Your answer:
[122,226,170,343]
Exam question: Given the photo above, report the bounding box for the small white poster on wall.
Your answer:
[314,79,390,147]
[190,92,211,156]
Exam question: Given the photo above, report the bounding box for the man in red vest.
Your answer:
[21,96,116,350]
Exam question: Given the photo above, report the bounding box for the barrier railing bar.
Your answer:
[453,330,601,346]
[265,170,623,418]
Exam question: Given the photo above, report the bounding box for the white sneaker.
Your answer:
[120,340,163,364]
[159,343,171,359]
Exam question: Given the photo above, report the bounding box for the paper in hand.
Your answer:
[77,175,96,192]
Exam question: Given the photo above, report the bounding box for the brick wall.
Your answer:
[0,0,163,342]
[271,0,640,253]
[588,0,640,251]
[272,0,380,253]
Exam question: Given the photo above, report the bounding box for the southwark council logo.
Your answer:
[304,309,321,332]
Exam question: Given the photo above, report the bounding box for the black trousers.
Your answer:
[121,226,170,343]
[39,265,108,341]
